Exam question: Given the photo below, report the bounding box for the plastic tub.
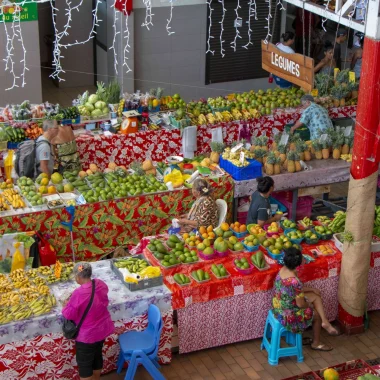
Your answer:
[243,243,260,252]
[263,224,281,237]
[230,228,248,238]
[219,156,262,181]
[191,272,211,283]
[215,249,230,258]
[316,232,333,241]
[304,237,319,245]
[266,247,284,261]
[198,250,217,260]
[271,194,314,220]
[234,262,254,275]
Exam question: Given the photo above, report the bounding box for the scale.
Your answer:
[120,110,140,135]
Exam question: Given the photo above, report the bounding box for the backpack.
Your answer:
[15,139,50,179]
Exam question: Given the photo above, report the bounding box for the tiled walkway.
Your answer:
[103,310,380,380]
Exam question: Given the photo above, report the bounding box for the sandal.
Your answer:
[311,344,333,352]
[302,337,313,346]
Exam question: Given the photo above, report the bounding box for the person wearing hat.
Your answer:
[290,95,333,139]
[334,28,348,70]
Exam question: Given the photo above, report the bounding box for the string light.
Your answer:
[243,0,257,50]
[110,0,120,75]
[218,0,226,57]
[206,0,215,55]
[14,6,28,88]
[123,0,132,74]
[276,0,285,11]
[264,0,272,44]
[141,0,154,30]
[321,0,332,32]
[166,0,175,35]
[230,0,242,52]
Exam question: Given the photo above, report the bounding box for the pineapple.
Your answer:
[296,141,305,161]
[312,140,323,160]
[274,156,281,175]
[253,148,266,164]
[210,142,225,164]
[321,140,330,159]
[294,152,302,172]
[265,152,276,175]
[287,151,296,173]
[96,81,106,102]
[278,144,287,164]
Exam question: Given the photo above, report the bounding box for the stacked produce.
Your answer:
[251,251,266,269]
[374,205,380,237]
[327,211,346,233]
[18,176,46,206]
[75,82,110,119]
[211,264,229,278]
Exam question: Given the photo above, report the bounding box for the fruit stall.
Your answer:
[128,217,380,355]
[0,257,173,378]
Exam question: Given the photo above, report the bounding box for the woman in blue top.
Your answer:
[272,32,296,89]
[351,36,364,80]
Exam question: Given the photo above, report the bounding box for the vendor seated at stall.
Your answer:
[51,124,82,173]
[246,177,282,227]
[178,178,218,233]
[290,95,333,139]
[36,120,59,177]
[273,247,340,351]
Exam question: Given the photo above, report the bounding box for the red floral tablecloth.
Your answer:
[0,176,233,261]
[76,106,357,170]
[0,310,172,379]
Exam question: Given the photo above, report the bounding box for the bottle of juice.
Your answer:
[11,242,25,272]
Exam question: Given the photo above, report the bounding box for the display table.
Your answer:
[133,236,380,354]
[76,106,357,170]
[0,175,234,260]
[0,260,173,379]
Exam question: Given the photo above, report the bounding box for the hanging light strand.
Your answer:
[166,0,175,35]
[141,0,154,30]
[321,0,332,32]
[206,0,215,55]
[110,0,120,75]
[123,0,132,74]
[230,0,242,52]
[218,0,226,57]
[243,0,257,50]
[14,6,28,88]
[264,0,272,44]
[276,0,285,11]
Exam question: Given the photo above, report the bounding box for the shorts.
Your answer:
[76,340,105,378]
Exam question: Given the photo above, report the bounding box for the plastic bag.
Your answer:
[164,169,184,188]
[4,150,13,180]
[11,242,26,272]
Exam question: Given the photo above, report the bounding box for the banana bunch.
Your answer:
[12,278,30,289]
[0,195,10,212]
[214,112,224,123]
[11,304,33,321]
[229,158,249,168]
[38,266,52,276]
[300,217,313,227]
[340,154,352,162]
[0,309,13,325]
[0,280,13,294]
[221,111,233,122]
[329,211,346,233]
[249,108,261,118]
[1,189,26,209]
[139,266,161,279]
[32,277,47,286]
[25,269,39,279]
[317,216,330,223]
[374,205,380,227]
[28,296,54,317]
[19,287,40,302]
[36,284,50,295]
[206,113,216,124]
[198,114,207,125]
[232,109,242,120]
[0,291,20,307]
[241,110,251,120]
[9,269,27,282]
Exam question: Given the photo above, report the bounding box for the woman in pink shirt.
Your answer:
[62,262,115,380]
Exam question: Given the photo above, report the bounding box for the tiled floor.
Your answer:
[102,310,380,380]
[41,68,96,107]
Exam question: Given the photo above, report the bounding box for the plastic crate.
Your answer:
[210,105,231,113]
[282,372,320,380]
[269,196,288,214]
[110,256,163,291]
[169,116,191,128]
[219,156,262,181]
[272,194,313,220]
[284,124,311,141]
[7,142,21,149]
[61,117,80,125]
[316,359,378,380]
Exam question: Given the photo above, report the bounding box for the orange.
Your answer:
[202,233,208,239]
[207,225,213,233]
[47,186,56,194]
[221,222,229,232]
[208,231,215,239]
[199,226,206,234]
[234,227,240,233]
[239,225,247,232]
[234,221,240,227]
[183,233,189,240]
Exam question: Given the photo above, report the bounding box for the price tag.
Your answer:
[334,68,340,80]
[239,151,245,164]
[344,125,352,137]
[319,134,329,143]
[349,71,356,83]
[55,260,62,279]
[279,132,289,146]
[311,89,318,97]
[231,143,243,153]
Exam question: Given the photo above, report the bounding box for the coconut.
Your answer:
[89,164,98,173]
[142,159,153,171]
[108,162,117,170]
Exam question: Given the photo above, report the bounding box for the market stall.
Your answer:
[0,260,173,379]
[0,175,234,260]
[74,106,357,170]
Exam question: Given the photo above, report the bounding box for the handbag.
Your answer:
[62,280,95,339]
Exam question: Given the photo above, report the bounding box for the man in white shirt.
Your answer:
[36,121,59,177]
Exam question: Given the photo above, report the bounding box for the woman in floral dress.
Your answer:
[272,247,339,351]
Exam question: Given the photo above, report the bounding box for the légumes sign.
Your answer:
[261,41,314,92]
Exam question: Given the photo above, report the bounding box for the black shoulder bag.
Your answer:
[62,279,95,339]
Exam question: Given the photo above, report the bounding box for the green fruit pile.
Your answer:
[187,101,211,117]
[148,239,180,267]
[286,229,304,241]
[234,257,250,270]
[304,229,319,243]
[173,273,191,285]
[282,218,297,229]
[251,251,266,269]
[214,227,233,239]
[243,235,260,247]
[114,257,149,273]
[86,172,114,201]
[18,177,45,206]
[165,235,199,263]
[211,264,228,278]
[191,269,210,282]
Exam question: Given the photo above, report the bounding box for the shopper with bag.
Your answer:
[62,262,114,380]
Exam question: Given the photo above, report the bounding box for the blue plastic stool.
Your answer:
[261,310,304,365]
[116,304,165,380]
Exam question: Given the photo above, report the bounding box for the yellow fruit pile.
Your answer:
[1,189,25,209]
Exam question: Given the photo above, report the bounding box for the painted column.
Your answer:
[337,2,380,333]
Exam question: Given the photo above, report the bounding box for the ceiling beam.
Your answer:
[283,0,365,33]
